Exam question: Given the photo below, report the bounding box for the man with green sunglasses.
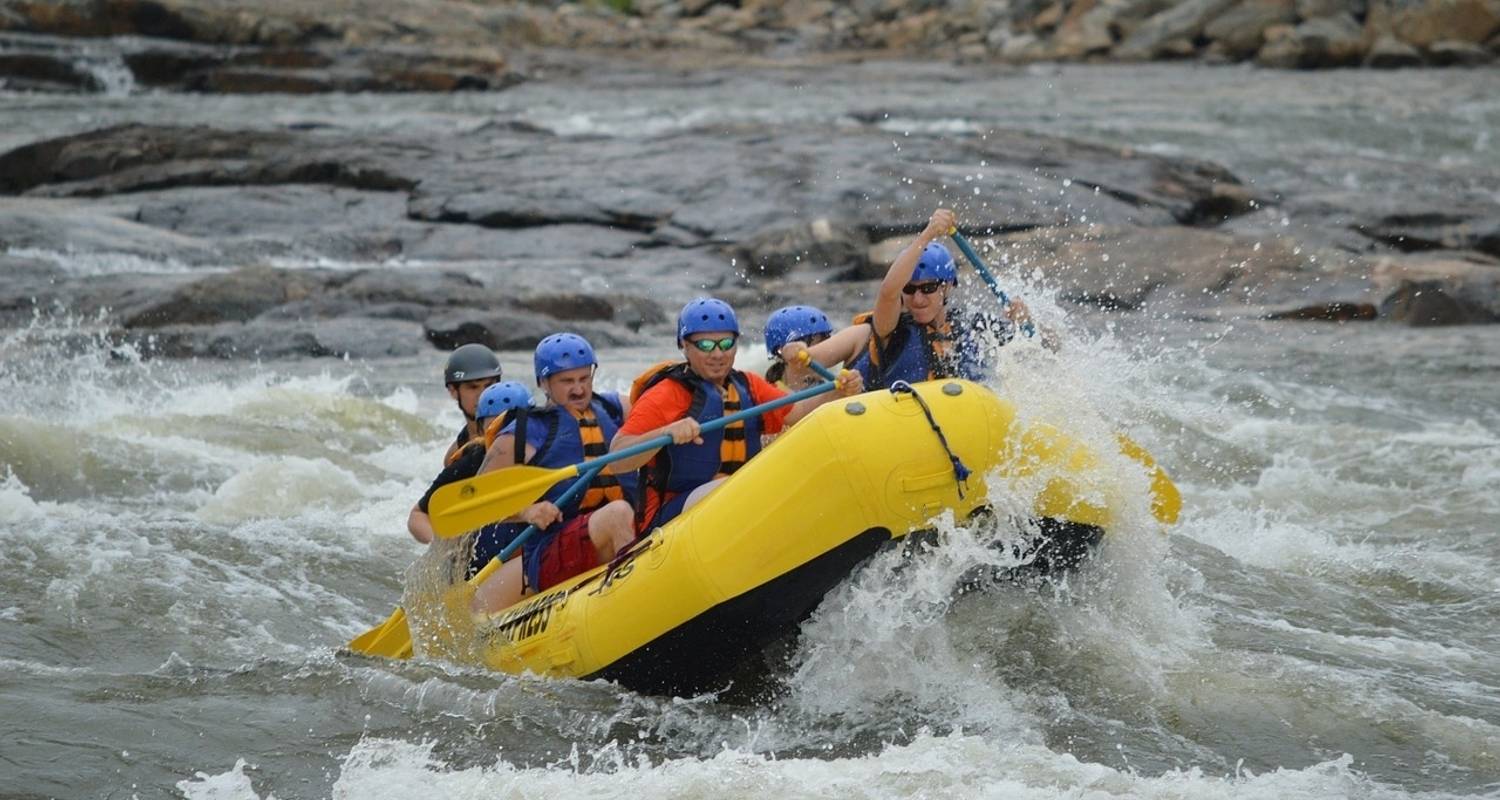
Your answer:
[611,297,863,533]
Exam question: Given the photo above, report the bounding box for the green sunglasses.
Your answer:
[689,335,738,353]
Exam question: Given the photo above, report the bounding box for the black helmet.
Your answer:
[443,343,503,385]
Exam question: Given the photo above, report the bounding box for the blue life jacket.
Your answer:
[851,310,991,390]
[498,392,637,588]
[637,364,762,529]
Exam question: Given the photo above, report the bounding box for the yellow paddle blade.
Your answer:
[347,555,508,660]
[428,463,579,539]
[1117,434,1182,525]
[347,607,415,659]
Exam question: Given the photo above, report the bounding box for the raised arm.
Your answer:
[874,208,956,337]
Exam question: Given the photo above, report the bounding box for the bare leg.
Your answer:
[469,555,526,616]
[681,478,725,515]
[587,500,636,562]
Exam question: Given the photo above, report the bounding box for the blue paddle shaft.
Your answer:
[489,377,836,563]
[496,464,604,562]
[950,230,1037,338]
[600,375,837,469]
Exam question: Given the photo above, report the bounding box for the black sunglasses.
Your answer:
[902,282,944,296]
[690,335,738,353]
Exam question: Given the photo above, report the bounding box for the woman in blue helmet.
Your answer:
[470,333,640,615]
[790,207,1031,390]
[763,304,834,388]
[408,380,532,561]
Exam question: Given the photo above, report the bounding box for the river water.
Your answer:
[2,62,1499,799]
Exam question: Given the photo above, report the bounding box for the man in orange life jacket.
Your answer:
[609,297,864,534]
[440,343,505,465]
[798,208,1033,390]
[470,333,639,615]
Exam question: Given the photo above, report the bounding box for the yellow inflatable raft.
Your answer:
[416,379,1179,695]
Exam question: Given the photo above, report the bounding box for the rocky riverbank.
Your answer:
[1,0,1498,97]
[2,62,1496,364]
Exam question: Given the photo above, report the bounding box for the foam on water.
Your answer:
[177,732,1417,800]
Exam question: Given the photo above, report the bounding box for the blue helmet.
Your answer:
[475,381,531,422]
[764,305,833,356]
[911,242,958,285]
[533,332,597,384]
[677,297,739,343]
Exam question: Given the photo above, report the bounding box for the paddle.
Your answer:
[428,373,842,539]
[948,228,1180,524]
[948,228,1037,338]
[347,466,604,659]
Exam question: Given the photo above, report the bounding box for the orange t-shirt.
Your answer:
[619,371,792,527]
[618,371,792,438]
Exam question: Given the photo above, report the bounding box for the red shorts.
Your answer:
[535,512,600,591]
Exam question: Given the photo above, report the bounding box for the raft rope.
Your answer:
[889,381,972,498]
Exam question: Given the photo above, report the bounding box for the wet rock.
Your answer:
[118,316,428,359]
[0,51,101,91]
[1365,34,1424,67]
[1113,0,1239,60]
[1425,39,1495,65]
[985,224,1320,312]
[1379,280,1498,326]
[421,309,633,352]
[0,124,416,197]
[120,265,338,328]
[331,269,490,309]
[1263,301,1377,321]
[1367,252,1500,320]
[125,44,516,94]
[1203,0,1297,59]
[1351,208,1500,258]
[0,196,220,265]
[731,218,869,281]
[512,293,619,322]
[1383,0,1500,48]
[1258,13,1366,67]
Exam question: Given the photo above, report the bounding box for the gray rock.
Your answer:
[1294,0,1363,21]
[984,224,1324,312]
[116,316,429,359]
[421,308,633,351]
[0,51,101,91]
[1113,0,1240,60]
[331,269,491,308]
[1351,207,1500,258]
[730,218,870,281]
[512,293,619,321]
[120,265,338,328]
[1426,39,1495,65]
[1263,301,1377,321]
[1257,12,1366,67]
[1203,0,1298,58]
[1365,34,1424,67]
[1379,280,1498,326]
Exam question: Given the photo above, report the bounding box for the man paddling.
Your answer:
[439,343,505,465]
[409,381,533,580]
[470,333,639,615]
[610,297,863,534]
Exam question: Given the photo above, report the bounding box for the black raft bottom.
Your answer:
[589,516,1104,698]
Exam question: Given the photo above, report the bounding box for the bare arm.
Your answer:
[609,418,701,473]
[874,208,956,337]
[805,324,871,369]
[478,433,534,475]
[407,505,434,544]
[777,369,864,428]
